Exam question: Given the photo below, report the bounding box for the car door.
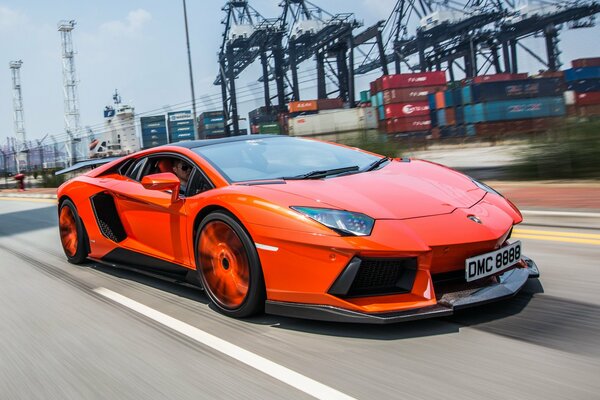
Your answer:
[110,154,192,267]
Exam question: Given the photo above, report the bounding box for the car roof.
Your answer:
[170,134,282,149]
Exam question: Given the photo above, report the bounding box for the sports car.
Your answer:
[57,134,539,323]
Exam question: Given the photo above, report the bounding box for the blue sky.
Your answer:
[0,0,598,143]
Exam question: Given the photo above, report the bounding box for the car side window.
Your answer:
[125,158,148,181]
[186,167,214,197]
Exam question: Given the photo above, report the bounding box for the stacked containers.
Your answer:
[458,76,565,137]
[370,72,447,136]
[198,111,226,138]
[249,106,282,135]
[565,59,600,117]
[167,111,195,143]
[140,115,168,149]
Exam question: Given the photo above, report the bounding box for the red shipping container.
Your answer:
[392,116,432,132]
[381,71,447,90]
[445,108,456,126]
[572,58,600,68]
[370,81,377,96]
[575,91,600,106]
[471,73,528,84]
[317,98,344,110]
[382,86,445,104]
[288,100,318,113]
[384,102,430,118]
[577,104,600,117]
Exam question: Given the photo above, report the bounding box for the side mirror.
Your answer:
[141,172,181,202]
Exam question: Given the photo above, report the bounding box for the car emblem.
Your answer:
[467,215,482,224]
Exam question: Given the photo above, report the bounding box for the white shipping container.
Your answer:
[289,108,378,136]
[564,90,576,105]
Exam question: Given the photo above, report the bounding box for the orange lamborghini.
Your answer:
[57,135,539,323]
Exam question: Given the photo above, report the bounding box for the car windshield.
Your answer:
[193,136,381,183]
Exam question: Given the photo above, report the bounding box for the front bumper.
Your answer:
[264,256,539,324]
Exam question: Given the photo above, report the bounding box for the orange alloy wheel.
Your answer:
[59,206,78,257]
[199,220,250,309]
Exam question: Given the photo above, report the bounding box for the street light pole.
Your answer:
[182,0,202,140]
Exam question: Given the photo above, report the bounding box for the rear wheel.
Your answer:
[196,211,265,318]
[59,199,88,264]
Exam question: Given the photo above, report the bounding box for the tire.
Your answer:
[58,199,88,264]
[195,211,265,318]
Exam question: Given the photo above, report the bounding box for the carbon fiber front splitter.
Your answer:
[264,256,539,324]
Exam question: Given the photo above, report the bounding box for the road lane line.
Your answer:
[521,210,600,218]
[94,287,356,400]
[0,197,56,204]
[513,234,600,246]
[514,228,600,240]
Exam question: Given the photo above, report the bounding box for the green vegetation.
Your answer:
[41,169,66,188]
[508,119,600,180]
[339,131,404,158]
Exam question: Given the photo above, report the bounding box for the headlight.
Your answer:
[471,178,503,197]
[291,207,375,236]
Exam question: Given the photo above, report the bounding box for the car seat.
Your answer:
[157,159,173,173]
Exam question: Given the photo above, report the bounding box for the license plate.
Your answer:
[465,241,522,282]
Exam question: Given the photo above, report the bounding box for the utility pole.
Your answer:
[182,0,201,140]
[58,20,82,165]
[9,60,27,173]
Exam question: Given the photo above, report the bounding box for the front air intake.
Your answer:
[329,257,418,298]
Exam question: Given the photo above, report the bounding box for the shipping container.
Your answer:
[564,90,576,105]
[200,110,224,118]
[288,108,378,136]
[462,78,563,104]
[577,103,600,117]
[360,90,370,103]
[435,91,445,109]
[468,118,563,136]
[470,73,528,84]
[575,92,600,106]
[376,92,384,108]
[384,102,430,118]
[440,125,466,138]
[566,104,577,117]
[466,97,565,122]
[371,95,379,108]
[427,93,436,111]
[444,90,453,108]
[317,98,344,110]
[382,86,444,104]
[564,67,600,81]
[370,81,377,96]
[387,116,431,133]
[446,108,456,125]
[567,79,600,93]
[378,106,385,121]
[288,100,318,113]
[572,58,600,68]
[380,71,447,90]
[455,106,464,125]
[430,106,438,127]
[258,122,282,134]
[436,109,447,126]
[168,111,195,143]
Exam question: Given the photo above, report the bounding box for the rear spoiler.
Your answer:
[55,157,121,176]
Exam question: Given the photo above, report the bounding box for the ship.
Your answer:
[89,90,140,158]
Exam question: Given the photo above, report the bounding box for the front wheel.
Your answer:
[58,199,88,264]
[195,211,265,318]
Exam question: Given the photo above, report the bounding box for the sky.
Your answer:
[0,0,598,144]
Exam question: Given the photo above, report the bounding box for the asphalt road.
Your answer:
[1,198,599,400]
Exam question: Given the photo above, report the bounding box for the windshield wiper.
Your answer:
[282,166,360,180]
[364,157,390,172]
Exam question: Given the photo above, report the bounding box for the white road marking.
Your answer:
[521,210,600,218]
[94,287,355,400]
[255,243,279,252]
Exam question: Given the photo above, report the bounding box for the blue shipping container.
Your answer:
[462,78,563,104]
[566,79,600,93]
[376,92,384,108]
[464,104,485,124]
[444,91,453,108]
[452,88,463,107]
[203,116,224,124]
[371,95,378,107]
[427,93,436,111]
[436,109,447,126]
[564,67,600,82]
[471,97,565,122]
[430,107,438,127]
[455,106,465,125]
[378,106,385,121]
